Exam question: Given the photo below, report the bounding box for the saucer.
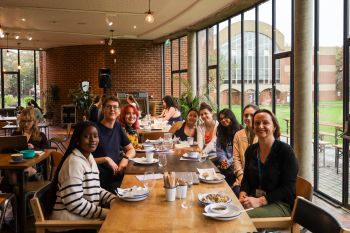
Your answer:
[9,159,25,164]
[132,157,159,164]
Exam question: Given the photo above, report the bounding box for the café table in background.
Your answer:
[0,151,50,233]
[2,122,50,138]
[99,175,257,233]
[137,129,169,143]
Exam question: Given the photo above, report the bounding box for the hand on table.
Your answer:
[28,143,34,149]
[105,157,119,175]
[117,158,129,173]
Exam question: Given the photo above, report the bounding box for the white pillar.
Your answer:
[294,0,313,181]
[187,32,197,97]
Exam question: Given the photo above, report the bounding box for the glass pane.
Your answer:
[172,73,180,98]
[180,37,187,70]
[35,51,41,105]
[258,1,273,106]
[275,0,291,52]
[20,50,35,107]
[231,15,242,122]
[275,57,291,144]
[4,73,18,107]
[318,0,343,203]
[3,49,18,72]
[198,30,207,96]
[209,68,217,111]
[244,8,256,105]
[208,25,217,66]
[219,20,229,110]
[180,72,188,98]
[164,43,172,96]
[172,39,179,71]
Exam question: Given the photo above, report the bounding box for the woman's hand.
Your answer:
[240,196,267,209]
[117,158,129,173]
[28,143,34,149]
[105,157,119,175]
[220,160,229,169]
[239,191,248,202]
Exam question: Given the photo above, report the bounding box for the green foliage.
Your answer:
[4,95,17,107]
[176,77,216,118]
[23,96,33,106]
[69,85,93,116]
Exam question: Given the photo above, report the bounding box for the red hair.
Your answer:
[119,104,140,129]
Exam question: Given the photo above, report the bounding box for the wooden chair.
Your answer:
[0,193,17,233]
[30,182,103,233]
[252,175,313,229]
[49,123,72,153]
[290,196,349,233]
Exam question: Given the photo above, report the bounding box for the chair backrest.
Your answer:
[296,176,313,201]
[66,123,72,138]
[292,196,343,233]
[31,182,52,221]
[49,151,64,180]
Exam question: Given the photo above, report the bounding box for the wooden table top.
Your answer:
[125,148,219,174]
[0,116,17,122]
[99,175,257,233]
[0,151,50,170]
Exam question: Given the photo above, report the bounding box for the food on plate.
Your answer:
[201,193,230,203]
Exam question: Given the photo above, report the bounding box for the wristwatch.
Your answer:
[122,155,129,160]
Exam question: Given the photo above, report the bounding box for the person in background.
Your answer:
[88,95,100,123]
[98,94,106,122]
[197,102,218,154]
[239,109,298,218]
[92,96,135,193]
[28,99,44,122]
[119,104,141,149]
[158,95,182,125]
[232,104,259,195]
[169,108,198,141]
[127,95,140,112]
[48,121,116,225]
[216,109,242,187]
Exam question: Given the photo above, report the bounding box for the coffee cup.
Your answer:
[143,144,154,151]
[145,152,154,162]
[165,187,176,202]
[187,137,194,145]
[11,153,23,162]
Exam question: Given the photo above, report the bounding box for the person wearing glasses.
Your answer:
[92,95,136,193]
[216,109,242,187]
[232,104,259,194]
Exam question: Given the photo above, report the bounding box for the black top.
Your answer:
[174,123,197,141]
[241,140,298,209]
[88,104,99,123]
[12,130,49,150]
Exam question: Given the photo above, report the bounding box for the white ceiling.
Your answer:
[0,0,257,50]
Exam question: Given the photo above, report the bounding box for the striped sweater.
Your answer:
[50,149,116,221]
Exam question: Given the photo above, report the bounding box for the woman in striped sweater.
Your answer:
[48,121,116,225]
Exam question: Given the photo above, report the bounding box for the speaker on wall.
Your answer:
[98,68,111,88]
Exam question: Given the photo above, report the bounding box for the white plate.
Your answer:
[117,193,148,202]
[136,149,155,153]
[182,153,199,160]
[198,193,232,205]
[203,203,241,221]
[199,174,225,183]
[132,157,159,164]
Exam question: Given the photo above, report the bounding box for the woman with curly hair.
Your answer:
[119,104,140,148]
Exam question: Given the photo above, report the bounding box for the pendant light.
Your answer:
[145,0,154,23]
[5,33,9,56]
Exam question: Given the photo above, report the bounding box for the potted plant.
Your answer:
[69,85,92,121]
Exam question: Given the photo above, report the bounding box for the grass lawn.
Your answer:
[225,101,343,144]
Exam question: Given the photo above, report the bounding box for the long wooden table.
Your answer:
[0,151,50,233]
[99,175,257,233]
[125,148,219,174]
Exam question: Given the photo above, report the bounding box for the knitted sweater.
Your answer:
[50,149,116,221]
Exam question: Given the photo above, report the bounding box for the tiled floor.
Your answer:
[1,125,350,232]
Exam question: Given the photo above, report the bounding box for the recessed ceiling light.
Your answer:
[15,35,20,40]
[100,40,105,44]
[21,18,26,22]
[27,36,33,41]
[0,34,4,38]
[133,25,137,29]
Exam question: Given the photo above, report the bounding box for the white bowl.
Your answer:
[209,203,229,215]
[188,151,199,158]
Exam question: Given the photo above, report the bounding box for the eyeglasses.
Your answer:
[105,105,120,110]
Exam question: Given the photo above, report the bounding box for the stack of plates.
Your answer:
[198,173,225,183]
[131,157,159,165]
[116,186,149,201]
[203,203,241,221]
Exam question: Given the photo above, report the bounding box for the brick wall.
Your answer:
[42,40,161,123]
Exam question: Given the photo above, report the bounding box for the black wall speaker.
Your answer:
[98,68,111,88]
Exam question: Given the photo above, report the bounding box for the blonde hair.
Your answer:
[17,108,42,141]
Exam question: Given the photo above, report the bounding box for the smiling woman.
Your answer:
[119,104,140,149]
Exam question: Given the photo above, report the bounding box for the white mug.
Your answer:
[146,152,154,162]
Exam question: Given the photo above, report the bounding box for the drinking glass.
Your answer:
[185,172,193,188]
[158,154,167,169]
[142,171,156,191]
[199,152,207,163]
[181,189,194,209]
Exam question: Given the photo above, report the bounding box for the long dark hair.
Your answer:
[46,121,98,217]
[163,95,178,109]
[28,99,43,114]
[217,109,242,149]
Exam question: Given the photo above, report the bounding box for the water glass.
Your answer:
[142,171,156,191]
[185,172,193,188]
[158,154,167,168]
[164,132,172,141]
[181,189,194,209]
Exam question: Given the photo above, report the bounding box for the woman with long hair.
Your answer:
[232,104,259,194]
[216,109,242,186]
[169,108,198,141]
[127,95,140,112]
[119,104,140,148]
[158,95,182,125]
[239,109,298,218]
[197,102,218,154]
[48,121,116,225]
[88,95,101,123]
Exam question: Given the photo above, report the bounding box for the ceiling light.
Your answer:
[105,14,115,27]
[21,18,26,22]
[133,25,137,29]
[100,40,105,44]
[0,34,4,38]
[108,30,114,46]
[27,35,33,41]
[145,0,155,23]
[15,35,20,40]
[0,25,3,37]
[110,48,115,54]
